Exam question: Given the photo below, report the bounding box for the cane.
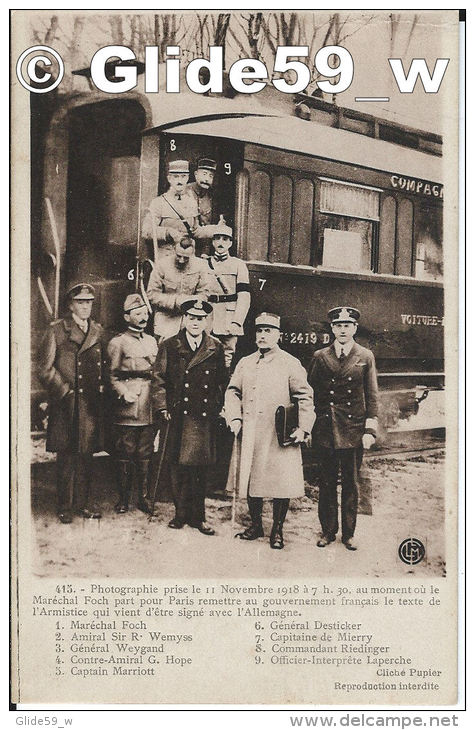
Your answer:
[148,416,171,523]
[230,433,239,530]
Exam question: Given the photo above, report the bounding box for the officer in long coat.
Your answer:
[152,298,227,534]
[146,236,211,341]
[207,222,251,370]
[107,294,158,514]
[225,313,315,549]
[38,283,107,523]
[307,307,379,550]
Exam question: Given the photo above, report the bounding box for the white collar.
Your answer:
[334,340,354,357]
[185,332,203,351]
[72,312,88,333]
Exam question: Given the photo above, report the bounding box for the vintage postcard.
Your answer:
[11,9,462,708]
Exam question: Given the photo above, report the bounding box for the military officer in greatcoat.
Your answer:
[38,283,107,523]
[107,294,158,514]
[152,299,227,534]
[146,235,211,341]
[307,307,379,551]
[225,313,315,549]
[207,222,251,370]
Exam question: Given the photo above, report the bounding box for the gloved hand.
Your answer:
[229,419,242,436]
[362,433,376,450]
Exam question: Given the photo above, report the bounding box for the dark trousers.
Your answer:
[56,451,94,513]
[317,445,363,541]
[114,425,155,462]
[169,464,208,526]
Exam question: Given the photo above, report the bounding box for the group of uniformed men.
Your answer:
[38,157,379,552]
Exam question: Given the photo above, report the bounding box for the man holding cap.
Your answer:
[146,235,211,342]
[107,294,158,514]
[225,313,315,549]
[207,220,251,370]
[308,307,379,551]
[142,160,200,260]
[38,283,107,523]
[152,298,227,534]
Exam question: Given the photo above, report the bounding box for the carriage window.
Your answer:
[414,204,443,281]
[318,179,380,273]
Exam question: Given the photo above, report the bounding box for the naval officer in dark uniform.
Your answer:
[152,298,227,534]
[38,283,107,523]
[308,307,378,550]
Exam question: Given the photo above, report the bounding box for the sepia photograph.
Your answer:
[11,8,461,707]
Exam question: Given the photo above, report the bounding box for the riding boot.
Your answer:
[270,498,290,549]
[115,461,133,514]
[236,497,264,540]
[136,460,152,514]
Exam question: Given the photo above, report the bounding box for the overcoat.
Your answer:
[307,341,379,450]
[224,347,315,499]
[146,255,210,340]
[152,330,227,465]
[38,317,107,454]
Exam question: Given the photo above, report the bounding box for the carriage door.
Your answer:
[66,100,145,326]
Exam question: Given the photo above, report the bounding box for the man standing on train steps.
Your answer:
[307,307,378,551]
[38,283,107,524]
[146,235,211,342]
[208,221,251,370]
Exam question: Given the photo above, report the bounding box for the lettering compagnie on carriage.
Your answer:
[31,55,445,444]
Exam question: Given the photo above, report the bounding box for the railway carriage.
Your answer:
[31,69,444,441]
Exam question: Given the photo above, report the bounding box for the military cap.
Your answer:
[181,298,213,317]
[197,157,217,171]
[255,312,281,330]
[168,159,190,174]
[212,222,233,240]
[66,282,95,301]
[123,293,146,312]
[328,306,360,323]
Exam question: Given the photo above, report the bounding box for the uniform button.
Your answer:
[78,361,81,366]
[79,388,83,394]
[185,383,189,388]
[184,397,189,402]
[348,389,352,393]
[185,370,189,374]
[79,375,83,379]
[203,398,207,403]
[204,385,208,389]
[202,412,207,417]
[205,370,209,375]
[97,361,101,365]
[329,390,334,395]
[330,402,334,406]
[348,414,352,419]
[331,378,335,383]
[348,377,352,381]
[347,402,351,406]
[184,410,188,414]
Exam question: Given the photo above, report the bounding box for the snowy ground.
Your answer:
[30,449,445,579]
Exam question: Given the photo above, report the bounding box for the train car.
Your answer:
[31,68,444,440]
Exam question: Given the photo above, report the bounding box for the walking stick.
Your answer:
[148,416,171,523]
[230,434,239,530]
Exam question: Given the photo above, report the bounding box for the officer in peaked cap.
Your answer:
[185,156,219,257]
[107,293,158,514]
[152,297,227,534]
[38,282,106,523]
[207,220,251,370]
[225,312,315,549]
[142,158,200,260]
[307,306,379,551]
